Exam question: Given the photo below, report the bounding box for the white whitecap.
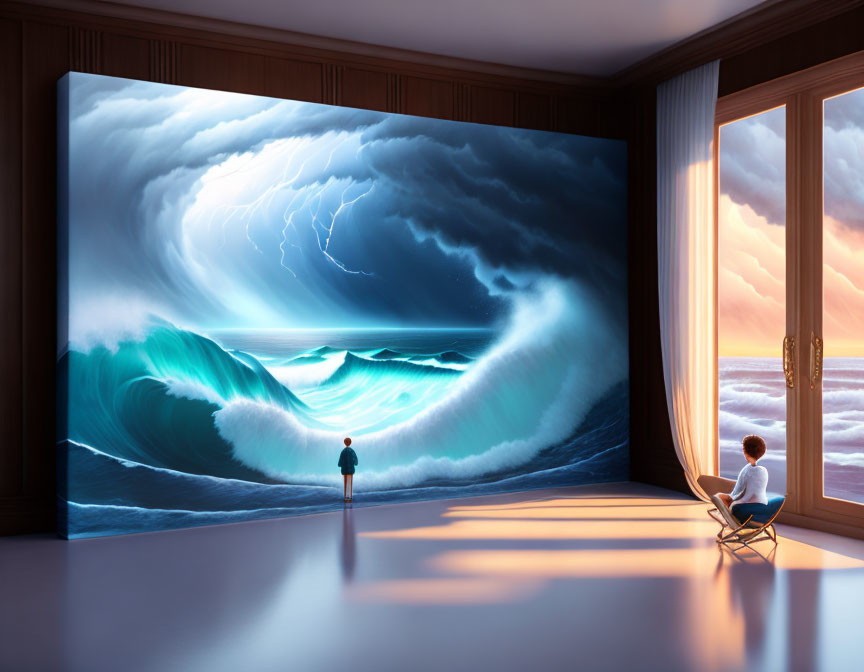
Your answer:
[213,279,627,489]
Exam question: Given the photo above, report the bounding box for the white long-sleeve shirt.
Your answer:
[730,463,768,505]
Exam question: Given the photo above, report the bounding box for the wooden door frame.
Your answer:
[715,49,864,536]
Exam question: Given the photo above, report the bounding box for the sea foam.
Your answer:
[213,279,628,489]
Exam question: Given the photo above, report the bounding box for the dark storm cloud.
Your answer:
[358,116,627,294]
[720,96,864,232]
[493,275,517,292]
[718,108,786,226]
[65,73,627,329]
[824,89,864,132]
[824,88,864,230]
[65,78,385,321]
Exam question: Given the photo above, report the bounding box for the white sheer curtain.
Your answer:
[656,61,719,501]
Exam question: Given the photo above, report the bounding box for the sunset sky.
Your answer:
[718,89,864,357]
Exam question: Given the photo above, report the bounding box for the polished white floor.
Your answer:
[2,482,863,672]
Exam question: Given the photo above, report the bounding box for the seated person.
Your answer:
[716,435,769,521]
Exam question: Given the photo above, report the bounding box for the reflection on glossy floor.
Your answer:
[2,483,864,672]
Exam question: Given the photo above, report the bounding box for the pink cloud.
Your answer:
[718,195,785,356]
[719,200,864,357]
[823,215,864,356]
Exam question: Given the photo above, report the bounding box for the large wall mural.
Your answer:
[57,72,629,538]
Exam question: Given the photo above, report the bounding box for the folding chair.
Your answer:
[707,495,785,551]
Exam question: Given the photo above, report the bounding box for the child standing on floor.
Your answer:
[338,437,358,502]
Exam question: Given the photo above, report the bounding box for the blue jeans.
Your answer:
[731,496,785,524]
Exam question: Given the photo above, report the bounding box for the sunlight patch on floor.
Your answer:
[442,503,708,519]
[361,518,719,539]
[352,493,864,608]
[446,497,699,510]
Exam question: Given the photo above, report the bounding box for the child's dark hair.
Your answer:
[344,437,352,446]
[742,435,766,461]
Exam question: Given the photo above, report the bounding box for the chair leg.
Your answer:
[707,508,728,529]
[712,499,786,549]
[731,539,774,563]
[736,526,777,549]
[717,515,755,544]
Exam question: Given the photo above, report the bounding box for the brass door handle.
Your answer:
[810,332,823,390]
[783,336,795,389]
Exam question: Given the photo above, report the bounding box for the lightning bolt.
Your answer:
[206,134,374,277]
[325,183,373,250]
[278,192,306,278]
[215,138,312,252]
[303,181,374,276]
[278,181,329,276]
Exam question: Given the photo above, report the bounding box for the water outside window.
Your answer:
[717,106,787,496]
[822,86,864,505]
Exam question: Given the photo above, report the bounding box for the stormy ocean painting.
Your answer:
[57,72,629,539]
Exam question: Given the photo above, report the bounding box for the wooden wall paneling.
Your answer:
[554,95,597,135]
[149,39,176,84]
[68,24,100,74]
[20,20,68,526]
[386,73,402,114]
[470,85,515,126]
[0,18,23,499]
[454,83,471,122]
[615,0,864,88]
[340,67,388,111]
[596,97,628,139]
[516,91,551,131]
[101,32,150,81]
[0,0,597,88]
[321,63,342,106]
[177,43,265,95]
[402,75,454,120]
[718,6,864,97]
[264,56,323,103]
[625,86,689,494]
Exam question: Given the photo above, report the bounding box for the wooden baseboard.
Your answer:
[778,511,864,541]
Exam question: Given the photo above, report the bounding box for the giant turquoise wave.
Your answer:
[60,283,630,538]
[60,320,487,488]
[61,322,309,483]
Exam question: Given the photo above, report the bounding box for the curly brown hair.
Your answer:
[742,435,766,461]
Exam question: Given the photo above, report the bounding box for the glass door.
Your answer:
[821,86,864,507]
[717,106,787,497]
[716,52,864,533]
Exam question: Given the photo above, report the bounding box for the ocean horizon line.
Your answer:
[207,326,498,333]
[720,354,864,359]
